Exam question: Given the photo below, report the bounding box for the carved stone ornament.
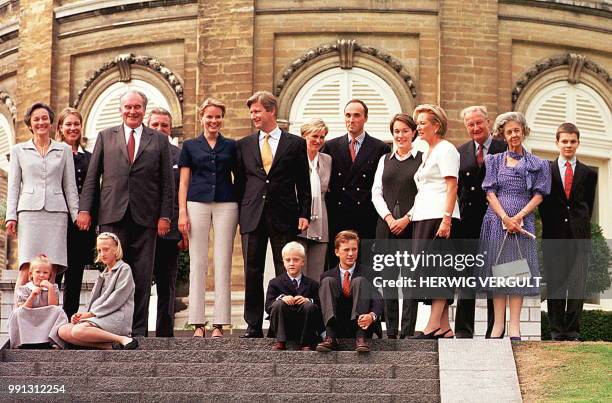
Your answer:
[512,53,611,106]
[274,40,417,98]
[73,53,184,108]
[0,91,17,123]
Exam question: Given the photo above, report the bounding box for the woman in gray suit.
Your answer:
[297,119,332,280]
[5,103,79,287]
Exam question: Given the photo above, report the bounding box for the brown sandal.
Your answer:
[193,325,206,338]
[211,325,224,338]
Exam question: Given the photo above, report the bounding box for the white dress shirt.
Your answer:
[558,157,577,188]
[347,132,366,155]
[123,124,143,156]
[258,126,282,157]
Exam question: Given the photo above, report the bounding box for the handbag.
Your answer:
[491,232,532,280]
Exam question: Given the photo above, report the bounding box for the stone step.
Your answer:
[2,350,439,366]
[0,376,440,395]
[0,361,438,379]
[0,391,441,402]
[137,337,437,352]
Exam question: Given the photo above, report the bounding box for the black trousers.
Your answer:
[319,276,376,338]
[543,238,589,339]
[153,238,180,337]
[56,221,96,319]
[241,209,297,330]
[101,209,157,337]
[269,300,322,344]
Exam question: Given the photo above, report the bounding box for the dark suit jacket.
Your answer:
[265,272,320,314]
[456,138,506,239]
[322,133,390,239]
[539,159,597,239]
[235,130,311,234]
[320,264,384,318]
[80,124,174,228]
[160,144,181,241]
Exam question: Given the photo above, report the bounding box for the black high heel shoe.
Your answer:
[410,328,440,339]
[434,329,454,339]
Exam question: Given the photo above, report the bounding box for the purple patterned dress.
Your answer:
[477,149,551,295]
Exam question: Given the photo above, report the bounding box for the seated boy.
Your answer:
[265,242,322,351]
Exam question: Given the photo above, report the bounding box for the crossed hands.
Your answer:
[357,313,375,330]
[71,311,95,324]
[385,215,409,236]
[281,295,309,305]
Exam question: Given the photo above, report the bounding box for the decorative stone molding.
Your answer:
[73,53,184,108]
[0,91,16,123]
[512,53,611,106]
[274,40,417,98]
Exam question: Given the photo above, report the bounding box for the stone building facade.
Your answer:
[0,0,610,335]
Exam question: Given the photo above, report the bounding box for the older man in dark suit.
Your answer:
[454,105,506,338]
[77,90,174,337]
[322,99,390,267]
[235,91,311,338]
[540,123,597,341]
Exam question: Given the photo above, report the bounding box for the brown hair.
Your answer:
[389,113,417,140]
[199,98,226,118]
[334,230,360,249]
[413,104,448,137]
[344,99,368,118]
[55,107,85,146]
[556,122,580,141]
[24,102,55,132]
[246,91,277,115]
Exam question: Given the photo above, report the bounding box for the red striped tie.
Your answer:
[564,161,573,199]
[342,271,351,297]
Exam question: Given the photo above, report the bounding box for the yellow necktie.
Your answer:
[261,133,273,174]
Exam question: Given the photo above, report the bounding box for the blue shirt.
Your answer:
[178,133,237,203]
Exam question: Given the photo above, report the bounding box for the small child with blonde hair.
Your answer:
[8,254,68,349]
[58,232,138,350]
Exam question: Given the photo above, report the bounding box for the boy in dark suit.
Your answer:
[539,123,597,341]
[265,242,322,351]
[316,231,383,353]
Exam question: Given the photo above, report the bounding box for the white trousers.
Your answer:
[187,201,238,325]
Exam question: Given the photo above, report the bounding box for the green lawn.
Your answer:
[514,342,612,402]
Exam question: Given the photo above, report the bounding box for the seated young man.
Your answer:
[316,230,383,353]
[265,242,322,351]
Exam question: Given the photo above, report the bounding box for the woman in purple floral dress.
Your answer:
[478,112,550,340]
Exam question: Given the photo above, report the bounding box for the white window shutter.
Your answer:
[289,67,401,142]
[0,114,13,172]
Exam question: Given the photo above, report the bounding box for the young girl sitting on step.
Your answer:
[58,232,138,350]
[8,254,69,349]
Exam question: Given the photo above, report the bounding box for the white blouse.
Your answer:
[409,139,460,221]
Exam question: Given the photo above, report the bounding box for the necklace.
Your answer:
[35,138,51,157]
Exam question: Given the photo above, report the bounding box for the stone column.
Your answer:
[197,0,255,138]
[439,0,499,139]
[16,0,58,142]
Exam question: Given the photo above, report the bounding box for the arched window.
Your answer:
[525,81,610,140]
[84,80,171,151]
[288,67,402,142]
[0,113,14,172]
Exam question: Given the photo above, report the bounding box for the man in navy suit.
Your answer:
[316,231,383,353]
[265,242,322,351]
[235,91,311,338]
[454,105,506,338]
[540,123,597,341]
[147,108,187,337]
[322,99,390,267]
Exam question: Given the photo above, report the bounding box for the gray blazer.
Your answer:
[84,260,135,336]
[299,152,331,243]
[6,139,79,222]
[79,124,174,228]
